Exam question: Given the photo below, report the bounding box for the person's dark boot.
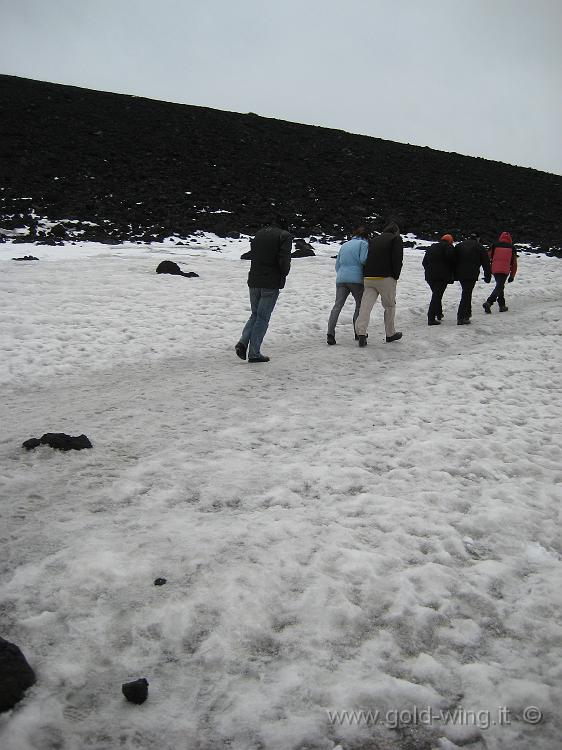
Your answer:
[248,354,270,363]
[499,305,509,312]
[235,342,247,360]
[357,335,367,348]
[354,333,368,340]
[428,319,441,326]
[482,301,492,314]
[327,334,336,345]
[437,313,444,320]
[457,318,471,325]
[386,332,403,342]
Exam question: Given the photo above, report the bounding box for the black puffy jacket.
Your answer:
[247,225,292,289]
[364,231,403,280]
[422,240,454,282]
[453,239,491,282]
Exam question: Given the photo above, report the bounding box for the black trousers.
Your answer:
[487,273,508,307]
[457,279,476,321]
[427,280,448,321]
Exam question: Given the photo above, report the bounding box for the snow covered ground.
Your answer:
[0,236,561,750]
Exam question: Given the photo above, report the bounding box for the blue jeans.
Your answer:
[239,288,280,358]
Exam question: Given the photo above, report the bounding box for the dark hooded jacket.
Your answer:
[364,225,403,280]
[247,225,292,289]
[453,239,491,282]
[422,240,454,283]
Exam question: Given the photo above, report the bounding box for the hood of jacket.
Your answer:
[498,231,513,244]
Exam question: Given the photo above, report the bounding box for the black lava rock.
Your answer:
[0,637,36,713]
[12,255,39,261]
[22,433,93,451]
[0,74,560,252]
[154,578,167,586]
[156,260,199,277]
[122,677,149,704]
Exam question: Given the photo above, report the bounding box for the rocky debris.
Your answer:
[0,637,36,713]
[12,255,39,261]
[240,250,252,260]
[156,260,199,277]
[23,433,93,451]
[122,677,149,705]
[154,578,167,586]
[0,74,561,251]
[292,239,316,258]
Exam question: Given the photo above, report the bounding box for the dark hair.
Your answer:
[353,225,369,239]
[274,215,289,230]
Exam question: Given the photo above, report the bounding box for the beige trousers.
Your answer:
[355,277,397,337]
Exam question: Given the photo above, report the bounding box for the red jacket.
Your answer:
[490,232,517,278]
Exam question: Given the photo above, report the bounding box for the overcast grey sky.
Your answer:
[2,0,561,175]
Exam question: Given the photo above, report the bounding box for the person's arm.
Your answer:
[278,231,292,279]
[480,244,492,282]
[359,239,369,267]
[392,236,404,280]
[509,250,518,281]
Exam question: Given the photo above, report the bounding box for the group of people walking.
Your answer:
[234,217,518,363]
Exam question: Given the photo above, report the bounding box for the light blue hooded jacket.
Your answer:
[335,236,369,285]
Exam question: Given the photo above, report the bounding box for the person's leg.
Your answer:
[436,281,447,319]
[495,274,508,308]
[376,277,397,336]
[487,274,504,305]
[248,288,280,358]
[327,285,350,337]
[458,280,475,322]
[428,281,439,322]
[355,280,379,336]
[349,283,365,337]
[238,287,260,348]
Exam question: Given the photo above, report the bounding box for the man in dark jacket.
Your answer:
[422,234,455,325]
[355,222,403,345]
[235,218,292,363]
[453,233,491,324]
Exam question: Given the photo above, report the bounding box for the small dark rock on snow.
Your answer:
[122,677,149,704]
[154,577,167,586]
[12,255,39,261]
[23,433,93,451]
[156,260,199,277]
[0,637,36,713]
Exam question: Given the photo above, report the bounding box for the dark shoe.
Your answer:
[437,313,444,320]
[248,354,270,363]
[428,319,441,326]
[457,318,471,325]
[357,335,367,348]
[354,333,368,340]
[386,332,403,342]
[327,334,336,345]
[482,302,492,314]
[235,342,247,360]
[499,305,508,312]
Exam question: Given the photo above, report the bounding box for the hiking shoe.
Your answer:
[235,342,247,360]
[357,335,367,348]
[327,334,336,345]
[386,332,403,342]
[428,320,441,326]
[437,313,444,320]
[499,305,509,312]
[354,333,368,340]
[248,354,270,363]
[482,302,492,314]
[457,318,471,325]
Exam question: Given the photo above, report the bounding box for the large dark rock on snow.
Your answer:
[0,637,36,713]
[122,677,149,704]
[0,74,561,251]
[22,433,93,451]
[156,260,199,277]
[291,239,316,258]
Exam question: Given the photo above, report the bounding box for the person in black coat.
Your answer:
[235,218,292,362]
[453,233,491,324]
[422,234,455,325]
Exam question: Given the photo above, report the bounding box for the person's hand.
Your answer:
[508,276,514,283]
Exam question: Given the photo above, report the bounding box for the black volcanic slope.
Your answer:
[1,74,561,251]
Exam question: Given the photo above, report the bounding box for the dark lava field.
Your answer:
[1,74,560,253]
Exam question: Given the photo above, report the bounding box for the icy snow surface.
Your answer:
[0,236,561,750]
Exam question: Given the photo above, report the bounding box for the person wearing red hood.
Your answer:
[483,232,518,313]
